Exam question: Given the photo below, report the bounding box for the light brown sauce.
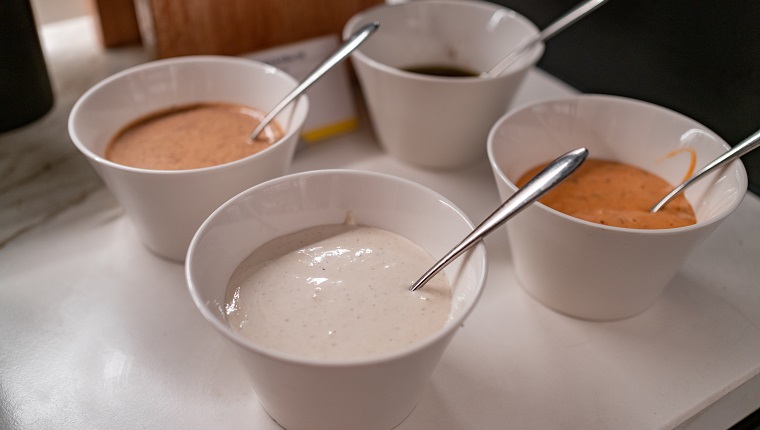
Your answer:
[516,158,697,229]
[105,102,284,170]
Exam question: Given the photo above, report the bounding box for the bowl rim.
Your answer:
[185,168,489,367]
[68,55,309,176]
[342,0,544,83]
[486,93,749,235]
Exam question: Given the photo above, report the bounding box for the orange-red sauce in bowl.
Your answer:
[516,159,697,229]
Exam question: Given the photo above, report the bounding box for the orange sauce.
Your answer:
[516,159,697,229]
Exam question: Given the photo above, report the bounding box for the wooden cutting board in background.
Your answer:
[129,0,382,58]
[88,0,381,143]
[90,0,382,56]
[90,0,141,47]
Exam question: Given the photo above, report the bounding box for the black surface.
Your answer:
[732,406,760,430]
[0,0,54,132]
[489,0,760,195]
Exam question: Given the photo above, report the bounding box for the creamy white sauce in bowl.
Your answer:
[226,224,452,360]
[186,169,488,430]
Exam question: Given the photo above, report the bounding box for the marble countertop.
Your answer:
[1,16,759,430]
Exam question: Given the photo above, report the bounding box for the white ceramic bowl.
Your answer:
[186,169,487,430]
[344,0,542,169]
[487,95,747,320]
[69,56,309,261]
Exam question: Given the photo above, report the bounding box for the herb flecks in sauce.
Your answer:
[516,158,697,229]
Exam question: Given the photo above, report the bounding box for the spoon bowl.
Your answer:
[410,148,588,291]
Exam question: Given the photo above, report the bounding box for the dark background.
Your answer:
[489,0,760,195]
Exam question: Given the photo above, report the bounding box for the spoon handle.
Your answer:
[486,0,609,77]
[409,147,588,292]
[248,22,379,141]
[650,128,760,213]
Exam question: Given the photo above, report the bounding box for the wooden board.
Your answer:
[133,0,382,58]
[89,0,141,47]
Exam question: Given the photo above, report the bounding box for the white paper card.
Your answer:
[243,34,359,143]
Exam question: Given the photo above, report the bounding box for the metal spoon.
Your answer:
[651,128,760,212]
[248,21,379,142]
[484,0,610,78]
[410,147,589,292]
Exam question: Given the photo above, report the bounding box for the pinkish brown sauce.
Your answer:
[105,102,284,170]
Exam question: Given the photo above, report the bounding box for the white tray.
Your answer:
[1,17,758,430]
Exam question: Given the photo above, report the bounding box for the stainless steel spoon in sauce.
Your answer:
[409,147,589,292]
[248,22,379,142]
[650,128,760,213]
[484,0,609,78]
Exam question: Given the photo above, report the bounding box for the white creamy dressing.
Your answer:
[225,224,452,360]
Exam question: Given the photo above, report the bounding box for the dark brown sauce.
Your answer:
[402,65,479,77]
